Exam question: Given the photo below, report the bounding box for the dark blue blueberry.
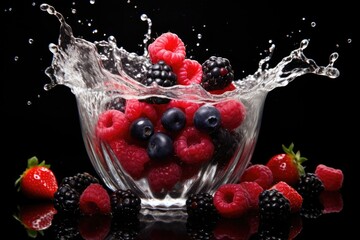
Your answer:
[130,117,154,141]
[147,132,173,160]
[161,107,186,132]
[193,105,221,133]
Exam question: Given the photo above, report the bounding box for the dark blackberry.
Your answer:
[140,60,177,104]
[186,192,219,220]
[210,128,241,165]
[186,215,217,240]
[107,216,140,240]
[60,172,99,194]
[296,172,324,198]
[50,213,81,240]
[300,198,324,219]
[258,189,291,221]
[257,220,290,240]
[53,184,80,214]
[105,96,126,112]
[111,189,141,218]
[201,56,234,91]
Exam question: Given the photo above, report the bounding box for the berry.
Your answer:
[161,107,186,132]
[315,164,344,191]
[142,60,177,87]
[168,100,200,126]
[111,189,141,218]
[213,184,250,218]
[193,105,222,133]
[300,198,323,219]
[266,143,307,186]
[186,215,217,240]
[271,181,303,213]
[296,172,324,198]
[239,164,273,189]
[147,132,174,160]
[110,138,150,179]
[96,110,131,141]
[173,126,214,164]
[50,213,80,239]
[215,100,246,130]
[148,32,186,68]
[213,217,252,240]
[105,96,126,112]
[54,184,80,213]
[319,191,343,214]
[186,192,218,219]
[210,128,241,164]
[147,161,182,192]
[79,183,111,215]
[175,58,202,85]
[257,220,291,240]
[258,189,291,221]
[15,156,58,200]
[78,215,112,240]
[60,172,99,194]
[239,181,263,210]
[124,99,158,123]
[130,117,154,141]
[201,56,234,91]
[15,203,57,238]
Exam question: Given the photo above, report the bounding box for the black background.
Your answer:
[1,0,357,239]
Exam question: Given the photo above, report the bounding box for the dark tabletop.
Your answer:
[1,0,356,239]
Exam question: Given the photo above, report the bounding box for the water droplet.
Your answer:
[311,22,316,27]
[196,43,200,46]
[90,0,95,4]
[140,14,147,21]
[92,29,98,34]
[302,17,306,21]
[203,24,206,28]
[28,38,34,44]
[49,43,58,53]
[300,39,309,50]
[88,23,92,27]
[127,0,131,3]
[14,56,19,61]
[32,2,36,7]
[197,34,202,39]
[347,38,352,43]
[268,39,273,44]
[71,8,76,14]
[27,101,32,105]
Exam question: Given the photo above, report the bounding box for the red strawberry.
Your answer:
[266,143,307,186]
[15,156,58,200]
[14,202,57,238]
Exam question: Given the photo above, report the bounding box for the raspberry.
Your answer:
[148,32,186,68]
[319,191,343,214]
[79,183,111,215]
[78,215,111,240]
[208,83,236,95]
[215,100,246,130]
[147,161,182,192]
[110,138,150,179]
[239,181,263,210]
[213,217,252,240]
[96,110,131,141]
[315,164,344,191]
[271,181,303,213]
[168,100,200,126]
[173,126,214,164]
[175,59,202,85]
[239,164,273,189]
[213,183,250,218]
[124,99,158,123]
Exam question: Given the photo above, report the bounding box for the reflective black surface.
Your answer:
[2,0,356,239]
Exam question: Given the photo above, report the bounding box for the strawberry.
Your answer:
[15,156,58,200]
[14,202,57,238]
[266,143,307,186]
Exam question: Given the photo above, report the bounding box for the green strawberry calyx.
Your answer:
[15,156,51,191]
[282,143,308,176]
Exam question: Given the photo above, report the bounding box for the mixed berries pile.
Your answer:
[96,32,246,192]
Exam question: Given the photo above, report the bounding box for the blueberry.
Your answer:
[193,105,221,133]
[130,117,154,141]
[161,107,186,132]
[147,132,173,159]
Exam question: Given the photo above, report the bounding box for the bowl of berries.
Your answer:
[44,6,339,210]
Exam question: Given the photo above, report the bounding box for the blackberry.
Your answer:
[300,198,324,219]
[259,189,291,221]
[210,128,241,165]
[257,220,290,240]
[111,189,141,218]
[54,184,80,214]
[60,172,99,194]
[201,56,234,91]
[186,215,217,240]
[50,213,80,240]
[186,192,219,219]
[107,217,140,240]
[105,96,126,112]
[140,60,177,104]
[296,172,324,198]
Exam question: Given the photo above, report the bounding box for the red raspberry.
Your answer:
[213,183,250,218]
[208,83,236,95]
[288,215,303,240]
[213,217,252,240]
[319,191,343,214]
[96,110,131,142]
[78,215,111,240]
[215,100,246,130]
[168,100,200,126]
[315,164,344,191]
[271,181,303,213]
[173,126,214,164]
[147,161,182,192]
[239,164,273,189]
[110,138,150,179]
[239,181,263,210]
[148,32,186,68]
[174,59,202,85]
[79,183,111,215]
[124,99,158,123]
